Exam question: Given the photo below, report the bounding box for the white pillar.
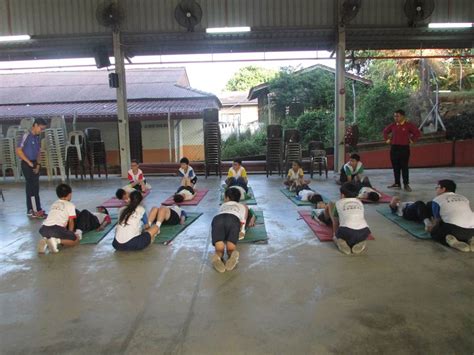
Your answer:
[113,31,131,178]
[167,109,172,162]
[334,18,346,172]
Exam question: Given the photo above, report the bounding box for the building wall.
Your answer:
[219,104,259,139]
[141,120,175,163]
[180,119,204,161]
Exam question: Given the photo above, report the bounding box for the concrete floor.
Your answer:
[0,167,473,355]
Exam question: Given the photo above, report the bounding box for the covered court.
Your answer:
[0,0,473,354]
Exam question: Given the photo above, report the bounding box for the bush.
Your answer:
[221,129,267,160]
[445,113,474,140]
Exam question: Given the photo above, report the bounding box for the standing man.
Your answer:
[16,118,48,218]
[383,109,421,192]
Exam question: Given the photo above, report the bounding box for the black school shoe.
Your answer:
[387,183,401,189]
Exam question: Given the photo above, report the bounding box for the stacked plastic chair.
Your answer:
[0,134,19,181]
[283,129,302,173]
[203,123,222,178]
[10,125,29,180]
[65,131,86,180]
[308,141,328,179]
[84,128,108,179]
[266,124,283,177]
[44,128,67,181]
[38,138,54,181]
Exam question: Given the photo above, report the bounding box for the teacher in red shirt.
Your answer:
[383,109,421,192]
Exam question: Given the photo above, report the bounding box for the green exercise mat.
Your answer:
[80,217,118,244]
[220,186,257,205]
[154,212,203,245]
[376,208,431,240]
[280,188,330,206]
[240,210,268,244]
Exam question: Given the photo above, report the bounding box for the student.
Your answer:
[173,185,196,203]
[284,161,310,191]
[151,205,187,233]
[112,191,159,251]
[328,182,371,255]
[358,186,381,202]
[296,185,325,206]
[228,184,252,202]
[37,183,81,254]
[115,188,130,203]
[75,206,112,233]
[339,153,371,187]
[127,160,150,193]
[429,180,473,252]
[211,187,248,273]
[226,159,248,191]
[389,196,432,229]
[178,157,197,187]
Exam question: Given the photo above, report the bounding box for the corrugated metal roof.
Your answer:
[0,98,220,122]
[0,69,218,105]
[218,91,257,106]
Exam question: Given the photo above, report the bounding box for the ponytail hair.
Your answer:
[119,190,143,225]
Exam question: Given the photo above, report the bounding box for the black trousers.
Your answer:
[21,160,42,212]
[390,145,410,185]
[431,221,474,246]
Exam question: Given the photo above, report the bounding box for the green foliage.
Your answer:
[356,83,410,142]
[221,129,267,160]
[225,66,277,91]
[282,110,334,148]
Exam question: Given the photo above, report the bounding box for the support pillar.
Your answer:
[167,109,172,162]
[113,31,131,178]
[334,16,346,172]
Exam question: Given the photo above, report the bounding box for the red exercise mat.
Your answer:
[161,189,209,206]
[298,210,374,242]
[359,189,392,204]
[99,189,151,208]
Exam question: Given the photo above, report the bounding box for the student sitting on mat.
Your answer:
[211,187,249,273]
[178,157,197,187]
[127,160,151,193]
[116,188,130,204]
[225,158,248,192]
[150,205,187,235]
[75,206,112,233]
[328,182,371,255]
[284,161,310,191]
[339,154,371,188]
[358,186,381,202]
[113,191,159,251]
[38,183,82,254]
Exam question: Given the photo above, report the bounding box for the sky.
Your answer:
[0,51,335,95]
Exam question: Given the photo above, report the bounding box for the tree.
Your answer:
[225,66,277,91]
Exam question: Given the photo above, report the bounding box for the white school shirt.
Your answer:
[358,187,381,199]
[178,166,195,179]
[128,168,144,183]
[432,192,474,229]
[115,205,146,243]
[169,205,183,216]
[335,198,368,230]
[219,201,246,223]
[298,189,315,201]
[178,189,195,201]
[43,199,76,227]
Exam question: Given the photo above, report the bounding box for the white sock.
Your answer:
[423,219,432,228]
[156,221,162,227]
[55,238,61,245]
[76,229,83,240]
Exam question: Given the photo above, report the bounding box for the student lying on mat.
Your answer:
[295,185,326,207]
[211,187,249,273]
[327,182,372,255]
[127,160,151,193]
[357,186,381,202]
[149,205,187,234]
[173,185,196,203]
[113,191,159,251]
[74,206,111,232]
[284,160,310,191]
[116,188,130,204]
[339,153,372,188]
[38,183,82,254]
[390,179,474,252]
[225,158,248,192]
[178,157,197,187]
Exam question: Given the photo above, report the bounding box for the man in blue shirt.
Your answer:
[16,118,47,218]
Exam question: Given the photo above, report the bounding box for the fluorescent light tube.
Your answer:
[428,23,472,29]
[0,35,31,42]
[206,26,251,34]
